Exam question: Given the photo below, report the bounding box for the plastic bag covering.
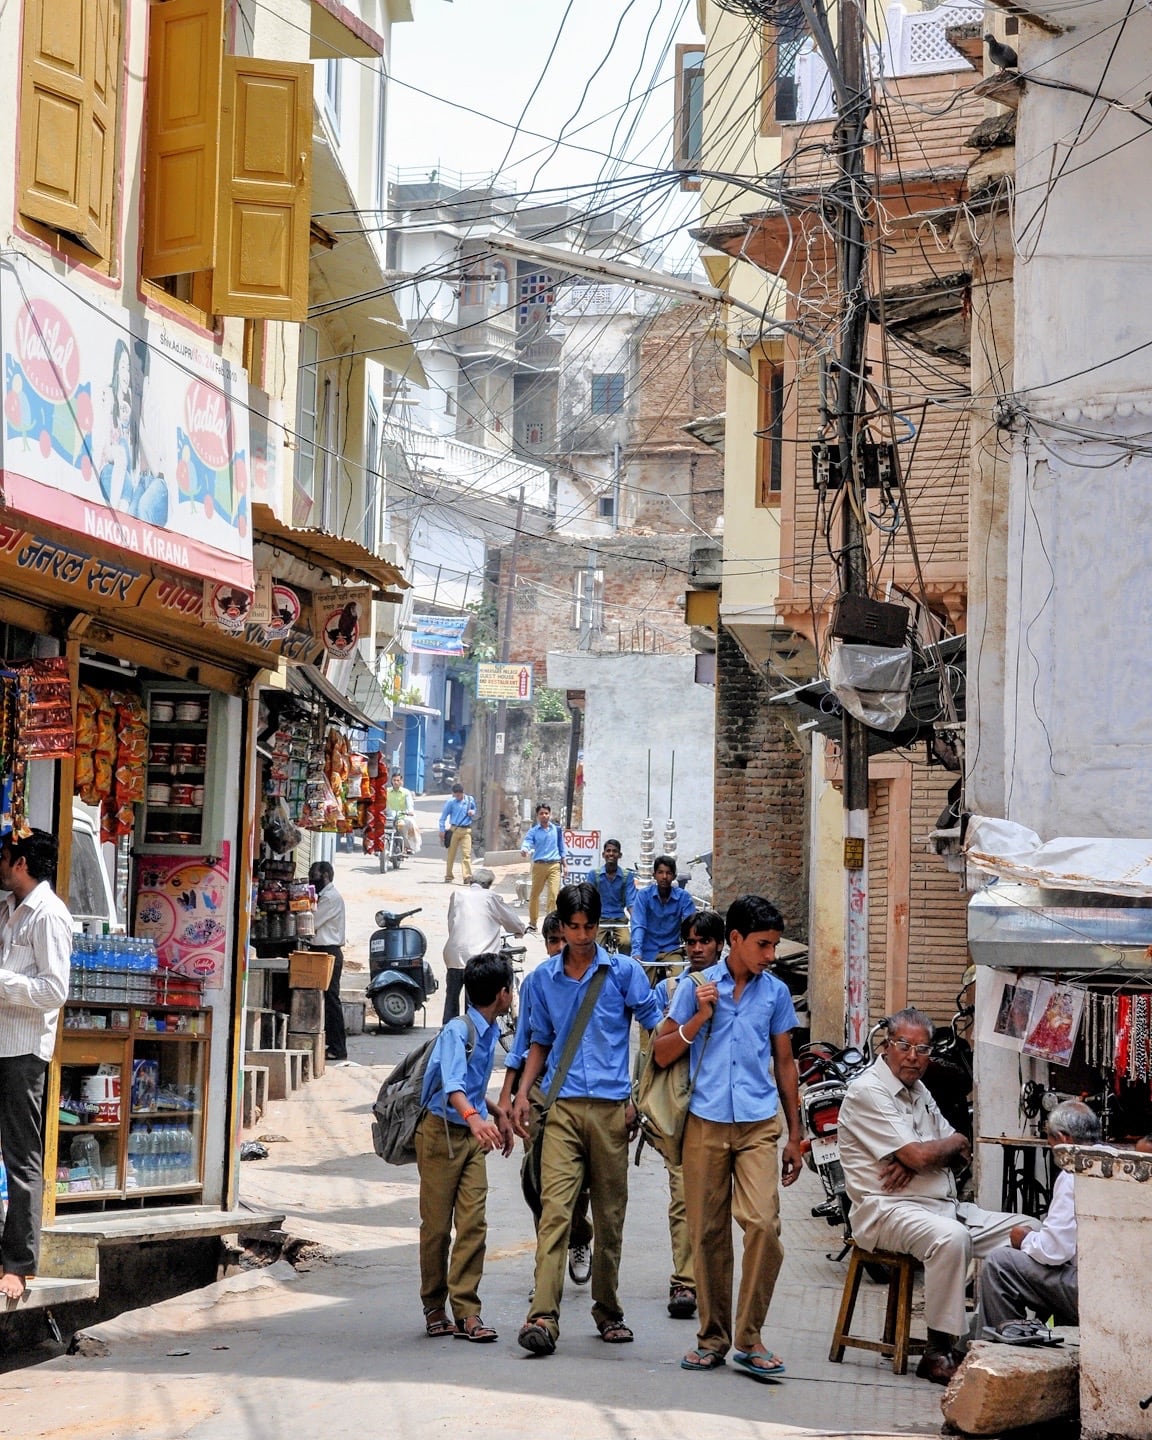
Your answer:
[965,816,1152,898]
[826,644,912,731]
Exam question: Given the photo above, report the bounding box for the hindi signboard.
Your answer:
[563,829,601,884]
[475,662,533,702]
[411,614,469,655]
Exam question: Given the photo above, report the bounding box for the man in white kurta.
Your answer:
[838,1007,1034,1383]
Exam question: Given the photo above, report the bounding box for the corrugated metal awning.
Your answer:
[252,504,407,596]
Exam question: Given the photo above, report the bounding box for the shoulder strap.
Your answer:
[541,966,609,1110]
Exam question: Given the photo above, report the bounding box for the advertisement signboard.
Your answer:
[563,829,601,884]
[0,254,253,588]
[476,662,534,702]
[411,614,469,655]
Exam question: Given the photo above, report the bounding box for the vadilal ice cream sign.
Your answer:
[0,254,253,588]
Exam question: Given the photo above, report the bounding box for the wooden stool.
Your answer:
[829,1244,926,1375]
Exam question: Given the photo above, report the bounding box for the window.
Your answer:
[18,0,123,263]
[572,568,605,632]
[598,495,616,521]
[375,66,388,211]
[756,359,785,505]
[761,16,806,129]
[319,377,339,533]
[490,261,510,308]
[460,264,486,308]
[141,0,311,322]
[674,43,705,186]
[324,57,342,132]
[293,326,319,525]
[365,398,380,552]
[591,373,626,415]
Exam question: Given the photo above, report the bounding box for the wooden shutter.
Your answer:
[86,0,120,256]
[141,0,223,279]
[19,0,108,247]
[212,57,312,320]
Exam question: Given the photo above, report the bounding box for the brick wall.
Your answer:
[713,627,808,934]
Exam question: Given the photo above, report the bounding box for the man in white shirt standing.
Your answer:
[980,1099,1097,1338]
[308,861,347,1061]
[442,869,523,1023]
[0,830,72,1302]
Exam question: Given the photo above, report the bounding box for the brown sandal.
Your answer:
[596,1318,634,1344]
[454,1316,498,1343]
[424,1307,454,1338]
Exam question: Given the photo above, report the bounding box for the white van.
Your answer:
[68,801,121,932]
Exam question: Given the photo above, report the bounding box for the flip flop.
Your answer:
[517,1321,556,1356]
[680,1348,726,1372]
[596,1319,634,1344]
[424,1308,455,1338]
[982,1321,1063,1347]
[733,1349,786,1381]
[454,1316,498,1343]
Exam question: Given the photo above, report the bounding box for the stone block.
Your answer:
[245,1049,303,1100]
[342,999,365,1036]
[289,988,324,1034]
[288,1031,324,1080]
[941,1338,1079,1436]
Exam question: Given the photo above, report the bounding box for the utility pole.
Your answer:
[578,544,598,651]
[831,0,872,1047]
[485,485,525,850]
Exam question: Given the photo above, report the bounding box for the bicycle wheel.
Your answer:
[497,974,520,1053]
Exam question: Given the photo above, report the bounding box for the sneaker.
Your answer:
[568,1243,592,1286]
[524,924,538,935]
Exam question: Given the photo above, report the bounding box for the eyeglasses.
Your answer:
[889,1038,932,1057]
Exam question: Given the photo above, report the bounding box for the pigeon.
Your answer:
[984,32,1019,70]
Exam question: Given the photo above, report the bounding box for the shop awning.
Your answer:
[309,136,427,388]
[252,504,408,597]
[294,664,376,729]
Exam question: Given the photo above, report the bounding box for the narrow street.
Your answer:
[5,797,944,1440]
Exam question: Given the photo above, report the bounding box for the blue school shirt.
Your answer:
[504,967,540,1072]
[589,866,638,921]
[529,947,662,1100]
[439,794,476,829]
[667,960,798,1124]
[421,1007,498,1124]
[630,884,696,961]
[522,822,565,862]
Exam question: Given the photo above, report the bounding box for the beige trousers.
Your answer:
[415,1113,488,1320]
[529,1097,629,1340]
[527,861,561,926]
[665,1157,694,1289]
[683,1112,784,1356]
[444,826,473,882]
[863,1197,1031,1337]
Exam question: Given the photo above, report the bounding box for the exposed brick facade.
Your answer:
[713,627,808,934]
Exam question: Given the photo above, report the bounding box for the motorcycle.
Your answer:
[366,907,437,1030]
[378,816,406,873]
[797,1040,870,1256]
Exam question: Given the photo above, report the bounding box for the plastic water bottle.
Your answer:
[126,1127,141,1188]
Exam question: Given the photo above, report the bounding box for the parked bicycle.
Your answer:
[496,933,527,1053]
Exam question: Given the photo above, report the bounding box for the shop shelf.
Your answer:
[59,1122,122,1133]
[147,721,208,732]
[131,1109,202,1119]
[56,1189,127,1204]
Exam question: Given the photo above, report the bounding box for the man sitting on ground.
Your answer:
[980,1099,1099,1340]
[838,1006,1035,1385]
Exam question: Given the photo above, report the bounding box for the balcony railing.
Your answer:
[384,422,551,509]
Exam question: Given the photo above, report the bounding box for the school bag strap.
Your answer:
[540,965,609,1112]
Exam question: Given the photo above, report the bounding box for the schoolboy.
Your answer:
[654,896,803,1380]
[496,912,594,1286]
[647,909,725,1320]
[512,882,662,1354]
[416,951,514,1343]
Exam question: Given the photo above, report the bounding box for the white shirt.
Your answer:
[1021,1168,1076,1267]
[312,884,346,947]
[443,887,523,970]
[0,880,73,1061]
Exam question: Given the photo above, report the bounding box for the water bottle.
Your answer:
[126,1126,141,1188]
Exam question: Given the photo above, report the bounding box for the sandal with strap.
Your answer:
[596,1318,634,1344]
[517,1321,556,1356]
[424,1308,455,1338]
[733,1349,786,1381]
[454,1316,498,1343]
[680,1348,726,1372]
[983,1321,1062,1347]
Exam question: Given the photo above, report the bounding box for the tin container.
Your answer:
[150,701,175,723]
[191,785,205,806]
[148,742,172,766]
[195,743,208,766]
[175,700,204,723]
[172,743,197,765]
[146,783,172,805]
[170,784,195,807]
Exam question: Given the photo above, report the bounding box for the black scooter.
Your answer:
[366,907,437,1030]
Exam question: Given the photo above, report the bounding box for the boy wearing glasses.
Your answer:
[838,1006,1034,1386]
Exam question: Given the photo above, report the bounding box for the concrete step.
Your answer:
[45,1205,284,1248]
[2,1274,101,1314]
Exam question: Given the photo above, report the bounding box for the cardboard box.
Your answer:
[288,949,334,990]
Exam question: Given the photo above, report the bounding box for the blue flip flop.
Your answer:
[733,1349,786,1381]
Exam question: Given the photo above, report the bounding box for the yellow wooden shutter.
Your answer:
[85,0,120,255]
[212,57,312,321]
[19,0,93,240]
[141,0,224,279]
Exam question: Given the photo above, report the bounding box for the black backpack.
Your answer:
[371,1017,476,1166]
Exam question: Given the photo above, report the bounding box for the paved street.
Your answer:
[3,797,946,1439]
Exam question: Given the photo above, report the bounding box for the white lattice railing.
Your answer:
[384,422,551,508]
[794,2,979,123]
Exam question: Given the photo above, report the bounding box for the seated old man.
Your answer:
[980,1099,1099,1341]
[838,1006,1035,1385]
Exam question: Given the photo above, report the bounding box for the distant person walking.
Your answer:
[521,803,566,934]
[440,784,477,884]
[442,870,523,1024]
[308,861,347,1061]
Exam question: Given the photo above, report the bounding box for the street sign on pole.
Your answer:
[476,662,534,702]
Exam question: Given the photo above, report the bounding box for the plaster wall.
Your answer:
[1000,11,1152,837]
[546,651,715,867]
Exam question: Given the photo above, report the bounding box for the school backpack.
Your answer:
[370,1017,475,1166]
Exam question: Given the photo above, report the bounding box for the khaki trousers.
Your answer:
[444,826,473,882]
[529,1097,629,1340]
[665,1157,694,1289]
[683,1112,784,1356]
[597,921,630,954]
[863,1198,1031,1337]
[527,861,561,926]
[415,1113,488,1320]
